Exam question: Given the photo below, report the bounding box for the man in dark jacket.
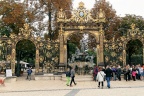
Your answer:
[117,65,121,81]
[105,65,112,88]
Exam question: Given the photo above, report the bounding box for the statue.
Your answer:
[71,54,75,63]
[68,58,71,64]
[99,9,105,18]
[90,55,94,64]
[75,47,80,55]
[80,40,85,53]
[57,8,65,19]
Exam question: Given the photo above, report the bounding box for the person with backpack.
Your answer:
[26,67,32,81]
[66,68,71,86]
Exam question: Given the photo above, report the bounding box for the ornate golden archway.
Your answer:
[57,2,106,68]
[0,24,41,75]
[103,23,144,67]
[122,23,144,65]
[0,22,60,75]
[9,23,40,75]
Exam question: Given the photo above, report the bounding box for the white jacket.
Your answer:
[96,71,106,82]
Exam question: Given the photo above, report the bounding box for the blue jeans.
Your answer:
[106,77,111,88]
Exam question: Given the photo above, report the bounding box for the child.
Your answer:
[0,77,5,86]
[132,69,137,81]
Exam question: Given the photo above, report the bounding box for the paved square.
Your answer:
[0,77,144,96]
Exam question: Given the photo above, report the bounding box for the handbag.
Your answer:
[100,72,105,81]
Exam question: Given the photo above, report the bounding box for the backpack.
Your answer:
[66,71,71,77]
[27,69,32,74]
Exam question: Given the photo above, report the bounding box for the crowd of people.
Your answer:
[93,64,144,88]
[123,64,144,81]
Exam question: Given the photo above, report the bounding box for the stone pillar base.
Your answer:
[58,64,66,73]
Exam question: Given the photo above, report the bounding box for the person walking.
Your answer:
[117,65,121,81]
[96,67,106,89]
[93,66,98,81]
[105,65,112,88]
[70,67,76,87]
[66,68,71,86]
[26,67,32,81]
[112,66,117,81]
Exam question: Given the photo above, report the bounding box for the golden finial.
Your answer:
[131,23,135,30]
[19,23,32,37]
[79,2,84,8]
[99,9,105,18]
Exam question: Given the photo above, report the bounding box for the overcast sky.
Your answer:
[73,0,144,17]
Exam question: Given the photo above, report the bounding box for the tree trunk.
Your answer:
[16,50,21,77]
[48,3,52,40]
[129,54,132,66]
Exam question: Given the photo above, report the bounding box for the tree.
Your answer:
[39,0,73,40]
[16,40,36,62]
[119,15,144,36]
[87,34,97,50]
[126,39,143,64]
[0,1,43,73]
[91,0,120,40]
[68,33,83,49]
[0,1,35,35]
[119,15,144,64]
[67,41,77,63]
[67,42,77,56]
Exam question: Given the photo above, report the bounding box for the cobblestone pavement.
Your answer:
[0,77,144,96]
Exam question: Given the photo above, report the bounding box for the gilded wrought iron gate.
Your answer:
[0,38,12,70]
[39,39,60,73]
[0,23,60,75]
[104,37,124,66]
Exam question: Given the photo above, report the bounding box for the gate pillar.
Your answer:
[123,49,126,66]
[97,45,100,66]
[35,49,40,73]
[11,46,16,75]
[123,43,126,67]
[59,35,64,65]
[98,35,104,66]
[64,44,67,67]
[98,24,104,66]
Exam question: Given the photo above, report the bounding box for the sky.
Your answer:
[73,0,144,17]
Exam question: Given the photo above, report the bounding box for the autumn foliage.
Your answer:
[91,0,120,40]
[0,1,34,34]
